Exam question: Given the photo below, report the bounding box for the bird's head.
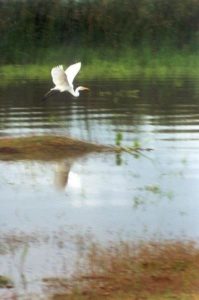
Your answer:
[74,86,90,97]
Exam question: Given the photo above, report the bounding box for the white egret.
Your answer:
[43,62,89,100]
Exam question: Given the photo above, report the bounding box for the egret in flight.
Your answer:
[43,62,89,100]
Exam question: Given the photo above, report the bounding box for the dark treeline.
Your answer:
[0,0,199,63]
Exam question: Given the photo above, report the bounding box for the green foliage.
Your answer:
[0,0,198,64]
[0,46,199,83]
[133,139,141,149]
[115,132,123,146]
[145,184,161,194]
[0,275,13,288]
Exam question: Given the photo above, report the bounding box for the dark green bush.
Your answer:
[0,0,198,64]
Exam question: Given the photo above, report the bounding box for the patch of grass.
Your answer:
[0,275,13,288]
[44,241,199,300]
[0,135,149,161]
[0,135,110,161]
[0,47,199,84]
[51,293,199,300]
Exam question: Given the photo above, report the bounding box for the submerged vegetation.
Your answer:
[43,240,199,300]
[1,233,199,299]
[0,275,13,289]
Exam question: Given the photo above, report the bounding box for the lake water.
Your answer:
[0,76,199,296]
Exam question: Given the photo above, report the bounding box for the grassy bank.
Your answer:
[0,135,144,161]
[0,135,110,160]
[43,240,199,300]
[0,47,199,82]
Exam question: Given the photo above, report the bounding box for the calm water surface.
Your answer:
[0,76,199,295]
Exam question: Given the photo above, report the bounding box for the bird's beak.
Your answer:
[81,87,90,91]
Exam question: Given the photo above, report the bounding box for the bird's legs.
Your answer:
[42,89,59,101]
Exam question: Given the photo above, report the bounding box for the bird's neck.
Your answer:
[72,87,81,97]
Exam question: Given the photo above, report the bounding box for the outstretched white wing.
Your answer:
[65,62,81,87]
[51,65,69,88]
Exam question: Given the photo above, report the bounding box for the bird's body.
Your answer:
[43,62,89,100]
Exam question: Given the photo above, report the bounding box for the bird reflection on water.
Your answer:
[54,159,74,191]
